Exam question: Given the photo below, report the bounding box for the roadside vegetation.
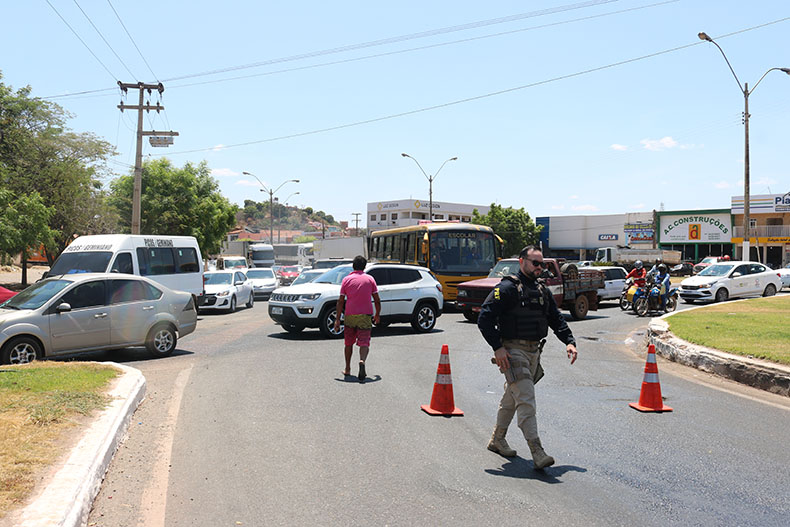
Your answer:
[0,362,118,518]
[667,296,790,365]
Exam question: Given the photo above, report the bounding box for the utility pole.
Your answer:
[351,213,361,235]
[117,82,179,234]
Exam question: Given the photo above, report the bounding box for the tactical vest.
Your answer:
[498,275,550,341]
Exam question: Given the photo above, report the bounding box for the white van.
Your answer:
[47,235,205,303]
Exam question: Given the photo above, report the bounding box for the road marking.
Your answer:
[137,365,193,527]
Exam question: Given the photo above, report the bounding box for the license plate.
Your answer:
[271,306,283,315]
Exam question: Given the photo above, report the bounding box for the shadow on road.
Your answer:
[50,347,194,364]
[485,457,587,483]
[334,374,382,384]
[268,327,444,341]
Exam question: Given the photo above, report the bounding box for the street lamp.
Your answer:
[698,31,790,260]
[401,153,458,221]
[277,191,300,243]
[242,171,299,243]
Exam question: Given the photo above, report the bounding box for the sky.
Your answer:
[2,1,789,227]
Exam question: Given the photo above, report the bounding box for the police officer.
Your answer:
[477,245,578,469]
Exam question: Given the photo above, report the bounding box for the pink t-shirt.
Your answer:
[339,271,378,315]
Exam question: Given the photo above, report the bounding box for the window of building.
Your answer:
[462,216,471,222]
[380,214,386,221]
[391,213,398,220]
[749,218,757,228]
[370,214,376,221]
[434,214,444,220]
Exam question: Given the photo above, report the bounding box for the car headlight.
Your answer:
[299,293,321,301]
[457,290,467,297]
[703,281,717,288]
[217,290,231,297]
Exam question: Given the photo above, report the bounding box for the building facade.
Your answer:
[655,209,734,263]
[731,193,790,267]
[366,199,490,233]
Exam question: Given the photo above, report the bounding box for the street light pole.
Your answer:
[278,191,300,243]
[242,172,299,243]
[698,32,790,260]
[401,153,458,221]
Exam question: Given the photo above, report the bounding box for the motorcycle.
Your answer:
[619,278,635,310]
[634,276,678,317]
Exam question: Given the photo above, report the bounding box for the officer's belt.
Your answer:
[502,339,543,352]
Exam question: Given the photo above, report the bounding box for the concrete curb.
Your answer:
[647,305,790,397]
[13,363,146,527]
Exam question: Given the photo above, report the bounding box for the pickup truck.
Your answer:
[456,258,605,322]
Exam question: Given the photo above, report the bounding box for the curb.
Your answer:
[647,307,790,397]
[12,363,146,527]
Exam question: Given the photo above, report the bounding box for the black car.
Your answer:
[670,262,694,276]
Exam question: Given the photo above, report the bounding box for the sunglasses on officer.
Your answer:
[527,259,544,267]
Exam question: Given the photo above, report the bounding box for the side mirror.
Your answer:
[42,271,49,279]
[56,302,72,313]
[732,272,742,278]
[235,280,244,286]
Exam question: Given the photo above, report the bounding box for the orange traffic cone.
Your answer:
[629,344,673,412]
[421,344,464,416]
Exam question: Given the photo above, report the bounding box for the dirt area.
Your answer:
[0,266,50,291]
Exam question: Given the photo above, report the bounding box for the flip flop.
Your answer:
[341,371,351,377]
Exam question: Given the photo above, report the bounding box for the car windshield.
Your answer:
[314,265,353,285]
[487,260,520,278]
[293,271,323,285]
[698,264,734,277]
[700,257,718,264]
[280,266,300,273]
[0,279,72,310]
[204,273,232,285]
[313,260,350,269]
[49,251,112,275]
[223,258,247,268]
[246,269,274,279]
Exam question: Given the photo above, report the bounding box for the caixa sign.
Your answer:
[598,234,618,241]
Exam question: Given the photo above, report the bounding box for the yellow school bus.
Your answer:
[368,222,503,302]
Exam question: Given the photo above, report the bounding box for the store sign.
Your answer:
[623,222,654,243]
[598,234,618,241]
[660,213,731,243]
[731,192,790,213]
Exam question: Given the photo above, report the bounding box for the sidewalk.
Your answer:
[0,265,49,290]
[2,364,146,527]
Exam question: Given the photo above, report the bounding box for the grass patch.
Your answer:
[0,362,118,518]
[667,296,790,365]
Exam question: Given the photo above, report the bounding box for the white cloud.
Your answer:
[212,144,225,152]
[551,204,565,210]
[569,195,579,200]
[754,177,777,186]
[210,168,238,177]
[237,179,262,187]
[610,144,628,151]
[714,181,731,189]
[571,204,598,211]
[640,136,678,151]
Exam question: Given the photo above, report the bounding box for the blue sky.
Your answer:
[2,1,789,225]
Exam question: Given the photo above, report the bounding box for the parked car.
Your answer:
[693,255,730,275]
[311,258,353,270]
[670,261,694,277]
[276,265,302,286]
[778,264,790,290]
[268,263,443,337]
[594,266,628,302]
[0,273,196,365]
[0,286,16,303]
[201,270,254,312]
[679,261,782,303]
[291,269,325,286]
[245,268,279,299]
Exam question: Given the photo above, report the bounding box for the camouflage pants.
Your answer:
[495,340,543,440]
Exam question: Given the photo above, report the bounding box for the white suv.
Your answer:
[268,263,443,338]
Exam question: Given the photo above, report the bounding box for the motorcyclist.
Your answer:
[647,258,662,279]
[655,264,671,311]
[625,260,647,287]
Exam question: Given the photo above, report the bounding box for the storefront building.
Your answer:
[655,209,734,263]
[731,193,790,267]
[366,200,489,234]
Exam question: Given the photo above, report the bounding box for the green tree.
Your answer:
[0,189,57,284]
[292,235,316,243]
[472,204,542,257]
[107,159,237,255]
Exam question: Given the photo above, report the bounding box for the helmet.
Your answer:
[634,260,643,269]
[658,264,667,273]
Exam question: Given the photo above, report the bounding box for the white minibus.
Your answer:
[47,234,205,303]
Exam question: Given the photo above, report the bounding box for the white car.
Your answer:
[201,270,254,312]
[245,268,279,299]
[778,264,790,290]
[679,261,782,303]
[268,263,443,337]
[594,266,628,302]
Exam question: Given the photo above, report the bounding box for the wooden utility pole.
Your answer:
[117,82,178,234]
[351,213,361,235]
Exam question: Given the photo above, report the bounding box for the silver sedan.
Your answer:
[0,273,197,365]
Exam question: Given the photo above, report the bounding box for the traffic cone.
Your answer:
[629,344,673,412]
[421,344,464,416]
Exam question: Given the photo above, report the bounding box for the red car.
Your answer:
[693,255,730,274]
[276,266,301,286]
[0,286,17,303]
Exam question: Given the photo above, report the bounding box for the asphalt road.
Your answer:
[84,296,790,527]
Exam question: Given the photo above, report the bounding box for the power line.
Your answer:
[43,0,621,99]
[72,0,136,78]
[44,0,118,81]
[155,17,790,157]
[106,0,158,80]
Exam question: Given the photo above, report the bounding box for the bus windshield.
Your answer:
[430,231,496,274]
[251,248,274,260]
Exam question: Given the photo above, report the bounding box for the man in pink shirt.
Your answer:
[335,255,381,382]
